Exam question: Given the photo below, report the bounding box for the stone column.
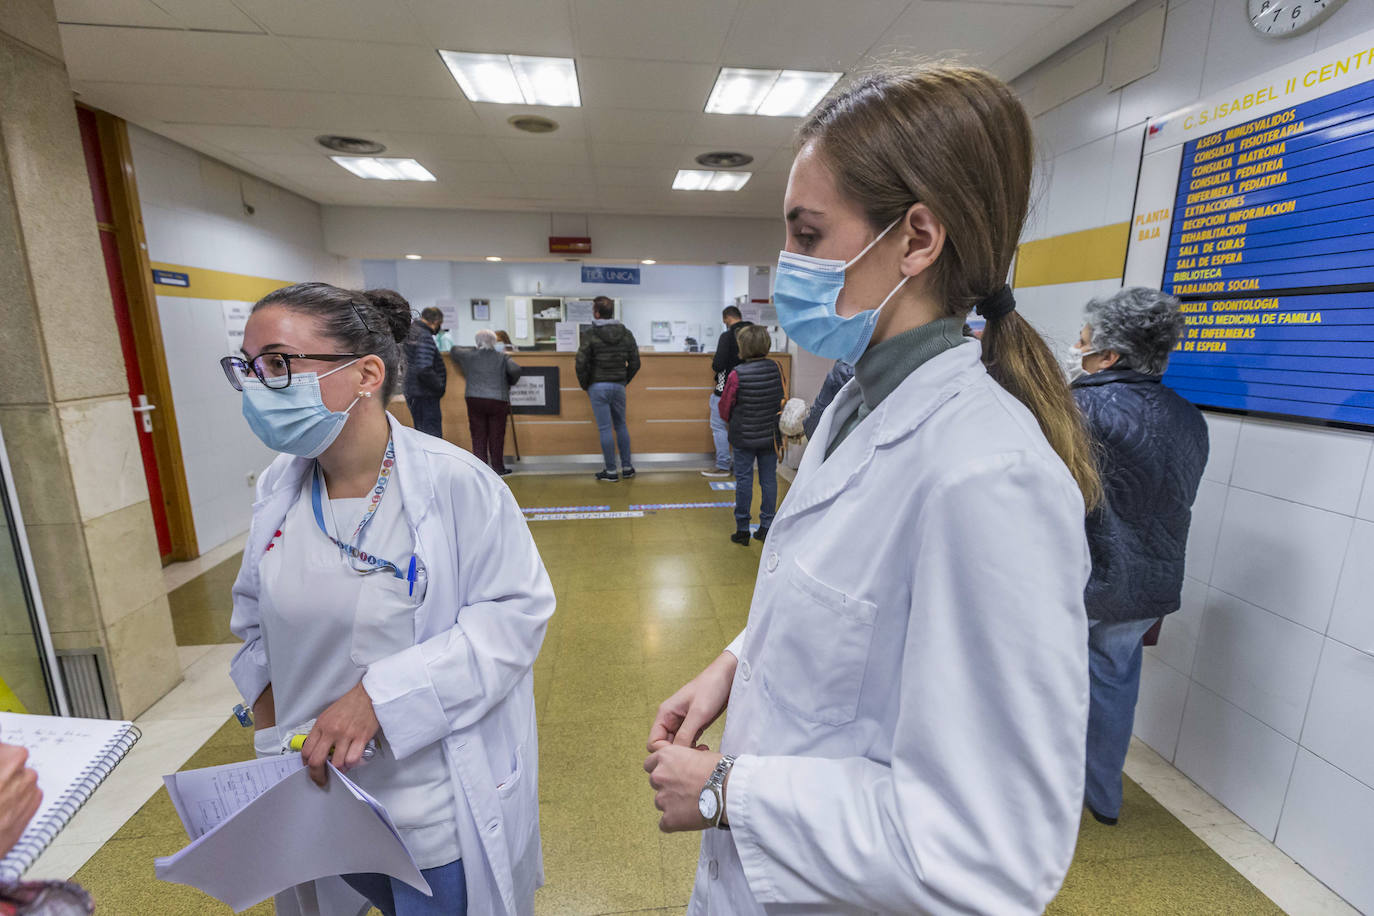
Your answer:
[0,0,179,718]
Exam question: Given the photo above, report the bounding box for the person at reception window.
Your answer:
[575,296,640,482]
[718,324,784,545]
[642,64,1102,914]
[450,330,523,476]
[1067,287,1208,827]
[424,307,454,353]
[402,303,447,439]
[703,306,753,478]
[221,283,553,916]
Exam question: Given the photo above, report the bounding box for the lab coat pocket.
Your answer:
[495,740,538,854]
[253,725,282,759]
[349,568,426,668]
[762,560,877,726]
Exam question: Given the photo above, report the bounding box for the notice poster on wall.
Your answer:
[555,321,579,352]
[1126,28,1374,428]
[222,301,251,356]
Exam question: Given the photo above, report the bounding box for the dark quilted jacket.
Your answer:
[729,359,785,450]
[576,321,641,389]
[1073,369,1209,622]
[402,319,446,399]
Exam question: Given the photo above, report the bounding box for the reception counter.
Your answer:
[390,351,792,459]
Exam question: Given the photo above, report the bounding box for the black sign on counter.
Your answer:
[509,366,561,416]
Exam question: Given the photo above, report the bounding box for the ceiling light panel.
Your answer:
[704,67,842,117]
[330,156,437,181]
[440,50,581,107]
[673,169,751,191]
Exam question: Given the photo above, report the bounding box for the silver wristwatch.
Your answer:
[698,755,737,829]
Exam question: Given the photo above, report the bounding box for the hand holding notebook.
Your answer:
[0,712,140,883]
[0,741,42,857]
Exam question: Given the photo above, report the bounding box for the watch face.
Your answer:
[699,788,719,821]
[1247,0,1344,37]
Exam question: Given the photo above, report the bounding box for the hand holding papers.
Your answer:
[156,756,430,912]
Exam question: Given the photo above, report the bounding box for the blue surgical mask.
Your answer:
[774,218,908,364]
[241,360,361,458]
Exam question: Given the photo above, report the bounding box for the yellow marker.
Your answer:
[286,733,377,761]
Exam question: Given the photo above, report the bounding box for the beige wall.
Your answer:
[0,0,179,718]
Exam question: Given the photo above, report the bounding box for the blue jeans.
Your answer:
[1085,617,1159,818]
[732,446,777,530]
[708,394,731,471]
[588,382,632,470]
[343,859,466,916]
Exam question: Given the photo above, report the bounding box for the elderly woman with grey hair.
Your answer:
[1067,286,1208,827]
[451,330,523,475]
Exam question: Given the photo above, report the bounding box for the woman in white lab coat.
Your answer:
[644,66,1102,914]
[225,283,553,916]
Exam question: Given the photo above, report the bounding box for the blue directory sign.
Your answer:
[581,265,640,285]
[1158,76,1374,427]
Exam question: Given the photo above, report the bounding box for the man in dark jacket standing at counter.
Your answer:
[576,296,640,482]
[1070,287,1208,828]
[403,305,447,439]
[703,306,752,478]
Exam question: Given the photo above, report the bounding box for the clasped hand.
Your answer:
[300,681,379,786]
[643,651,737,832]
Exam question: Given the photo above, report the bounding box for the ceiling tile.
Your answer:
[494,138,591,165]
[871,0,1071,70]
[577,58,719,111]
[688,113,805,148]
[472,104,587,141]
[282,38,459,99]
[721,0,910,70]
[154,0,266,31]
[365,133,507,163]
[60,26,328,90]
[230,0,424,43]
[406,0,576,56]
[583,109,694,145]
[571,0,741,63]
[589,142,682,168]
[594,166,678,187]
[171,124,324,155]
[676,145,777,170]
[761,145,799,173]
[507,162,596,185]
[55,0,174,27]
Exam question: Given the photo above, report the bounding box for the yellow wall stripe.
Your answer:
[148,262,293,302]
[1013,223,1130,288]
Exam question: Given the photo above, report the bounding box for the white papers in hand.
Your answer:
[164,755,305,839]
[155,764,430,913]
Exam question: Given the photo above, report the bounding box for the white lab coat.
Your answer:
[691,341,1090,915]
[230,414,554,916]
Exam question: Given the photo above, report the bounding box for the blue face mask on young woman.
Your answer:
[773,217,908,364]
[241,359,361,459]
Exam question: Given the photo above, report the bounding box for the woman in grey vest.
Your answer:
[718,324,785,544]
[451,330,522,476]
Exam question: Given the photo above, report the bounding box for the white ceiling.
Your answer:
[58,0,1138,219]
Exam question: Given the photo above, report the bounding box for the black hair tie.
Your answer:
[976,284,1016,320]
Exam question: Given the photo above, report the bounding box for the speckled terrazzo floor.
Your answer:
[84,471,1283,914]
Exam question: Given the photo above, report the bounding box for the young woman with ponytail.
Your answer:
[644,65,1098,914]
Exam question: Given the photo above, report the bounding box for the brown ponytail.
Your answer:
[799,65,1101,510]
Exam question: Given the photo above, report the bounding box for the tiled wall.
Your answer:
[128,126,363,554]
[1012,0,1374,909]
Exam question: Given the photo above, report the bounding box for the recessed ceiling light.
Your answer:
[486,256,503,262]
[695,151,754,168]
[673,169,751,192]
[641,259,657,265]
[705,68,842,117]
[439,50,581,107]
[316,135,386,155]
[330,156,436,181]
[405,254,422,260]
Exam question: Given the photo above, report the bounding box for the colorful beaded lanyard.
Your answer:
[310,438,405,578]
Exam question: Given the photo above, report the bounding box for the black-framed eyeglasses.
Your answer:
[220,353,361,391]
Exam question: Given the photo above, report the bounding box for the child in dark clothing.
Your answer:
[718,325,785,545]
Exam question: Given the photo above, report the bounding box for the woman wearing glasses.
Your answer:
[222,283,553,916]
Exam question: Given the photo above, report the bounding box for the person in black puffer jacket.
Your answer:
[1069,287,1208,827]
[576,297,641,481]
[397,297,446,439]
[719,325,785,545]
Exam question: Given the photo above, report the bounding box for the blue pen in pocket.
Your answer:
[407,555,417,596]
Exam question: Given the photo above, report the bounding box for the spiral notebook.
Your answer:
[0,712,140,882]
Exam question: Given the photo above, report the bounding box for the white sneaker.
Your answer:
[701,468,732,478]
